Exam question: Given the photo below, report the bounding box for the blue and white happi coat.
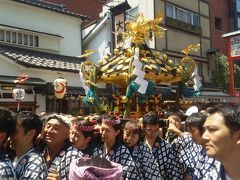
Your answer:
[14,148,48,180]
[93,141,140,179]
[0,151,15,180]
[193,149,222,180]
[172,133,222,179]
[171,132,202,177]
[149,135,176,179]
[129,140,163,180]
[81,140,95,158]
[42,143,83,180]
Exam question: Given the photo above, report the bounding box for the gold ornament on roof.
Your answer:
[182,44,200,56]
[79,50,95,58]
[122,14,166,45]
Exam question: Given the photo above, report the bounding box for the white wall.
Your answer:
[0,0,83,56]
[84,22,111,64]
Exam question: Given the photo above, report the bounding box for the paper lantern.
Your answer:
[13,89,25,101]
[54,77,67,99]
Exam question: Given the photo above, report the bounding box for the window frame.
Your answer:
[166,3,200,27]
[0,29,39,47]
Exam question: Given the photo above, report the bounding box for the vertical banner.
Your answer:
[114,13,125,49]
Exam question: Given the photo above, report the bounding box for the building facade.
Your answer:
[0,0,89,114]
[209,0,230,56]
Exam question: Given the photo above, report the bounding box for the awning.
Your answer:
[0,75,47,86]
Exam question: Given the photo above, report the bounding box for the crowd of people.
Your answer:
[0,103,239,180]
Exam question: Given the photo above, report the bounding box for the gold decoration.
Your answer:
[125,57,132,63]
[89,97,94,104]
[117,64,123,70]
[122,14,166,45]
[182,44,200,56]
[79,50,95,58]
[107,68,114,73]
[168,60,174,65]
[122,66,130,71]
[156,59,162,64]
[114,49,120,55]
[104,55,110,61]
[122,96,128,103]
[179,57,196,76]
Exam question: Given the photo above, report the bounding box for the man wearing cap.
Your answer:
[40,113,83,180]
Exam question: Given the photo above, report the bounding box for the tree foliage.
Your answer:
[212,52,240,93]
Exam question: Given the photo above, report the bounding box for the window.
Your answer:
[0,30,4,41]
[166,3,200,27]
[215,17,222,30]
[18,33,22,44]
[126,7,139,21]
[176,8,191,24]
[197,62,202,76]
[193,14,199,26]
[12,32,16,43]
[23,34,28,45]
[166,4,174,18]
[0,29,39,47]
[237,14,240,29]
[237,0,240,13]
[6,31,10,42]
[29,35,33,46]
[34,36,39,47]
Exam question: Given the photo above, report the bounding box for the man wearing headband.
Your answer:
[93,115,140,179]
[40,113,83,180]
[69,118,96,157]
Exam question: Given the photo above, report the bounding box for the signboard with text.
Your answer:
[114,13,125,49]
[230,35,240,58]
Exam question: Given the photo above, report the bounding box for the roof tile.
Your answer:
[0,44,84,72]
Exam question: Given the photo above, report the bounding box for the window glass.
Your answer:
[215,17,222,30]
[18,33,22,44]
[23,34,28,45]
[238,17,240,29]
[237,14,240,29]
[126,7,138,21]
[12,32,16,43]
[176,8,184,22]
[6,31,10,42]
[186,12,191,24]
[167,4,199,26]
[34,36,39,47]
[29,35,33,46]
[237,0,240,13]
[0,30,4,41]
[197,62,202,76]
[193,14,199,26]
[166,4,174,18]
